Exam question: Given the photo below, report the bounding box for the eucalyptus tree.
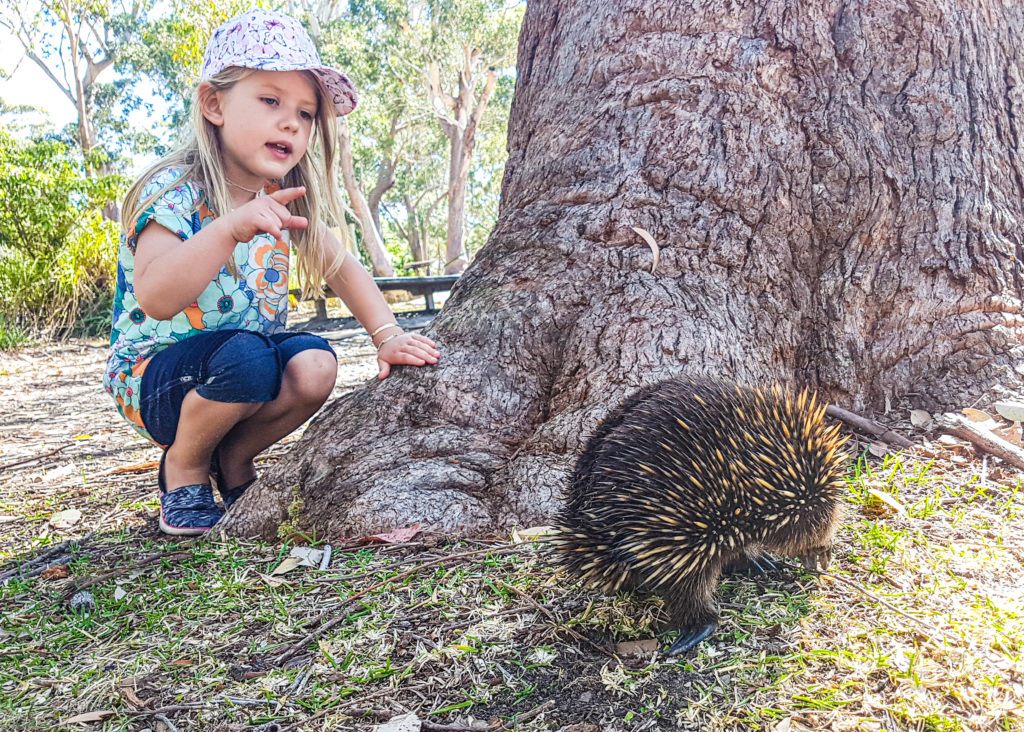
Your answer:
[316,0,520,274]
[0,0,150,171]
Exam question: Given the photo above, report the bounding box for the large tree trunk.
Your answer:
[219,0,1024,541]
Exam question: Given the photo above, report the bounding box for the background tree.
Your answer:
[218,0,1024,541]
[0,129,123,335]
[0,0,151,172]
[317,0,520,274]
[421,0,520,273]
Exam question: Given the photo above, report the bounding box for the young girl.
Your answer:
[104,9,440,536]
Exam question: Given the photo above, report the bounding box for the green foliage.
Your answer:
[318,0,523,268]
[0,315,30,350]
[0,131,122,258]
[0,0,154,166]
[0,132,123,338]
[119,0,267,142]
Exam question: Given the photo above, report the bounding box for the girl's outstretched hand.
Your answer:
[224,187,309,243]
[376,331,441,379]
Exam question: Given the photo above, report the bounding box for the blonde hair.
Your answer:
[122,67,348,297]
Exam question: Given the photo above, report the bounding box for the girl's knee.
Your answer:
[202,331,282,402]
[285,349,337,405]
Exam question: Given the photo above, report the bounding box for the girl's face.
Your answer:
[201,70,320,194]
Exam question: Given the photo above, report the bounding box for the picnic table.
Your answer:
[292,274,460,314]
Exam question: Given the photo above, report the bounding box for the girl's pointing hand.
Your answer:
[224,186,309,243]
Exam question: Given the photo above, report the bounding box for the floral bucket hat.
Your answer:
[200,8,357,116]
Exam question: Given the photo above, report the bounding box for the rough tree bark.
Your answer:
[219,0,1024,541]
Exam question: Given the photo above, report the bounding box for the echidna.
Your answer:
[554,377,848,655]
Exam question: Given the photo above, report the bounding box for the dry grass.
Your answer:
[1,330,1022,731]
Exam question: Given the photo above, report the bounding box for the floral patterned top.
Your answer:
[104,166,291,442]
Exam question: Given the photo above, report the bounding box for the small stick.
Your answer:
[277,683,431,732]
[826,405,914,448]
[62,551,191,601]
[495,579,613,658]
[936,413,1024,472]
[0,443,72,473]
[0,539,84,583]
[318,543,527,587]
[0,507,122,584]
[126,703,210,717]
[503,700,556,728]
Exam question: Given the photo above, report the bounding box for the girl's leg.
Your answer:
[143,330,286,491]
[161,394,259,489]
[213,344,337,488]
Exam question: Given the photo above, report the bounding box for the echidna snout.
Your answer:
[554,378,848,655]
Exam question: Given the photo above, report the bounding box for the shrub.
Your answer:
[0,131,124,343]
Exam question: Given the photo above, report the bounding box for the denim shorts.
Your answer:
[139,329,335,446]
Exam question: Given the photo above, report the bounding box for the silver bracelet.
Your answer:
[369,323,401,338]
[376,332,401,351]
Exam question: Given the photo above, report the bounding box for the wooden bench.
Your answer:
[293,274,461,314]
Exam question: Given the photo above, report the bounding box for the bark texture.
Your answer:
[219,0,1024,541]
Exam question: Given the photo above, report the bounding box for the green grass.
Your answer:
[1,407,1022,730]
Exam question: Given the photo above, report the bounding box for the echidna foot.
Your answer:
[745,552,782,575]
[665,621,718,656]
[724,552,782,576]
[795,545,832,572]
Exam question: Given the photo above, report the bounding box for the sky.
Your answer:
[1,29,81,130]
[1,25,169,173]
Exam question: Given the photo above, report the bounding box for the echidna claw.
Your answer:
[665,621,718,656]
[746,553,782,575]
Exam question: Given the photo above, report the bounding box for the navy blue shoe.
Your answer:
[159,484,225,536]
[158,450,224,536]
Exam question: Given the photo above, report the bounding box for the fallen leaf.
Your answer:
[511,525,558,544]
[269,556,305,576]
[614,638,659,656]
[259,572,289,588]
[868,442,888,458]
[72,434,92,440]
[374,713,421,732]
[362,523,422,545]
[65,710,114,724]
[909,409,932,428]
[108,460,160,475]
[118,680,145,709]
[865,488,908,517]
[993,424,1024,447]
[168,659,192,667]
[49,509,82,529]
[113,586,128,601]
[995,400,1024,423]
[0,515,20,524]
[962,407,993,423]
[288,546,324,568]
[631,226,660,274]
[40,565,69,581]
